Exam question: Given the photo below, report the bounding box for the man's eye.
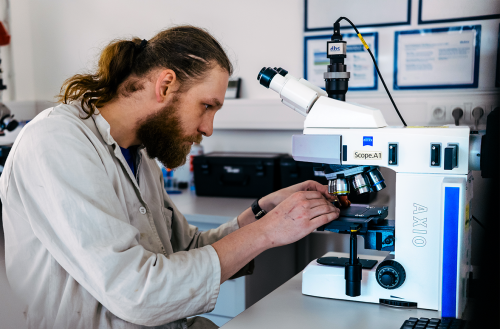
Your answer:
[204,104,211,109]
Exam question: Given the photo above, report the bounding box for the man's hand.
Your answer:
[214,189,339,283]
[237,180,337,228]
[260,180,337,212]
[259,190,340,247]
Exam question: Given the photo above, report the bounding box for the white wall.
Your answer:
[9,0,500,99]
[9,0,304,102]
[6,0,500,153]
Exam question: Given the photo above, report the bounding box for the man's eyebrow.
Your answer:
[212,98,223,107]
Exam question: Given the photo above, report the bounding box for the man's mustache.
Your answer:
[185,134,203,144]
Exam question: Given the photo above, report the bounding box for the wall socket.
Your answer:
[450,104,465,125]
[429,103,490,127]
[471,104,486,125]
[430,105,447,123]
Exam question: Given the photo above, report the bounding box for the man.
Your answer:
[0,26,339,328]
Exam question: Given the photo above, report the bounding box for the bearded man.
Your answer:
[0,26,339,329]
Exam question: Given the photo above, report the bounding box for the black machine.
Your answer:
[193,152,335,198]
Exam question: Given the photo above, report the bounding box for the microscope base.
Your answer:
[303,250,463,317]
[303,252,393,304]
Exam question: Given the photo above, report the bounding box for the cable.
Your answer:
[472,215,485,230]
[335,17,407,127]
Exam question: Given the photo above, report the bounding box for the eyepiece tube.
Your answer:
[257,67,321,117]
[257,67,278,88]
[274,67,328,97]
[274,67,289,77]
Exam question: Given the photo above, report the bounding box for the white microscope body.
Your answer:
[257,67,473,319]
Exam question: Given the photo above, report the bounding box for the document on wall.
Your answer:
[305,32,378,90]
[394,26,481,89]
[306,0,409,31]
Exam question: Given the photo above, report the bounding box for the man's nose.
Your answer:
[198,114,214,137]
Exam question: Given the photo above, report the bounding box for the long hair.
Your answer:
[57,25,233,118]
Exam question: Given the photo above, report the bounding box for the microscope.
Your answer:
[257,18,496,319]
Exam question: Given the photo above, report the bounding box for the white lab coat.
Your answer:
[0,103,239,328]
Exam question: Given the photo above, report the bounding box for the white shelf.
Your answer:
[215,99,305,130]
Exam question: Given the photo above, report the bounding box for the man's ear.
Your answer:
[155,69,177,103]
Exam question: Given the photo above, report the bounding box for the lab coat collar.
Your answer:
[92,108,117,147]
[91,107,145,152]
[69,102,144,189]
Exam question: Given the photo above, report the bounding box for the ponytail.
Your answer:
[58,26,233,118]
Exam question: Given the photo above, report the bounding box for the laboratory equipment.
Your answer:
[279,155,327,188]
[0,22,17,135]
[0,102,18,135]
[189,142,204,192]
[256,17,494,319]
[192,152,284,198]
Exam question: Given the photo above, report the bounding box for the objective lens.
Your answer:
[352,173,371,195]
[328,178,350,195]
[367,169,386,192]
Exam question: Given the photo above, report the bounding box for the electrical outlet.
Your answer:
[429,105,446,123]
[450,104,465,125]
[471,104,487,128]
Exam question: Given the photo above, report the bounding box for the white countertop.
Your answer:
[221,272,439,328]
[168,191,253,225]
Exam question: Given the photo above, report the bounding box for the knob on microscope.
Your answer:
[375,260,406,290]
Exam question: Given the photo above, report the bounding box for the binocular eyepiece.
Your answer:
[257,67,278,88]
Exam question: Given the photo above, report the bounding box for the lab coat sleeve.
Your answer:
[7,117,221,326]
[162,185,240,251]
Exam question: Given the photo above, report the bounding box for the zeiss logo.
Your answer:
[330,46,340,51]
[363,136,373,146]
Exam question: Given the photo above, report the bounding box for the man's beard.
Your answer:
[136,98,203,169]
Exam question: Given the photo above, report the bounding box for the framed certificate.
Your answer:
[305,0,411,32]
[419,0,500,24]
[394,25,481,90]
[304,32,378,91]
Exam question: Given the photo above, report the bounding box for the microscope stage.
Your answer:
[318,204,390,233]
[316,256,378,269]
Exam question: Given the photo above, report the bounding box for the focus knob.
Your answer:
[376,260,405,290]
